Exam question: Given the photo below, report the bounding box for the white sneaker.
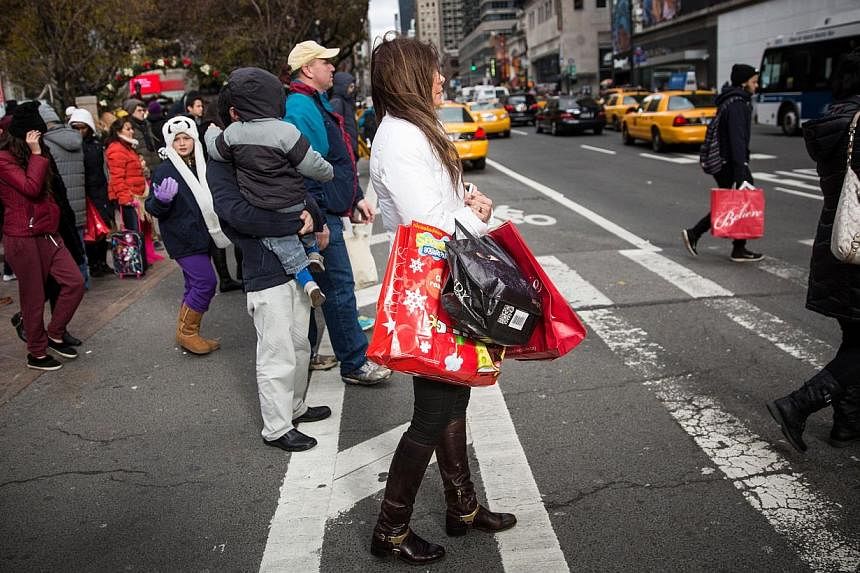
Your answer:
[2,273,16,282]
[305,281,326,308]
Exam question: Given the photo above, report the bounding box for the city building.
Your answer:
[399,0,416,35]
[415,0,442,51]
[459,0,522,87]
[610,0,858,91]
[524,0,611,95]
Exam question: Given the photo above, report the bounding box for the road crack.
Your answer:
[0,469,148,489]
[544,475,722,509]
[52,427,146,444]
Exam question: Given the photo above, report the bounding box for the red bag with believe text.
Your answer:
[710,184,765,239]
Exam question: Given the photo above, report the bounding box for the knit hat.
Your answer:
[730,64,758,87]
[160,116,231,249]
[9,101,47,138]
[38,102,61,124]
[147,100,163,117]
[288,40,340,72]
[68,107,96,133]
[123,98,145,115]
[65,105,76,119]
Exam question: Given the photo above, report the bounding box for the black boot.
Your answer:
[211,248,242,293]
[436,418,516,536]
[370,434,445,565]
[767,370,844,452]
[831,385,860,448]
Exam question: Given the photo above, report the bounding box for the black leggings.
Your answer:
[825,319,860,389]
[405,377,471,446]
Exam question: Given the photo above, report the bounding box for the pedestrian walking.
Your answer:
[39,103,89,285]
[366,36,516,565]
[207,67,333,308]
[285,40,392,386]
[69,107,112,278]
[682,63,763,262]
[767,50,860,452]
[0,101,85,371]
[147,100,167,148]
[145,116,230,355]
[184,91,205,126]
[329,71,358,158]
[208,84,331,452]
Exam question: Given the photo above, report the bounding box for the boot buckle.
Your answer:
[385,530,409,546]
[459,505,479,525]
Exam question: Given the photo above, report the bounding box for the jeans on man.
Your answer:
[690,167,749,251]
[309,214,367,375]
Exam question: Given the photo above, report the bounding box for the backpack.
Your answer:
[700,96,744,175]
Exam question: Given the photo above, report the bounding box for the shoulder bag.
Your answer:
[831,111,860,263]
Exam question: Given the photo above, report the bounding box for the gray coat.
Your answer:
[43,126,86,226]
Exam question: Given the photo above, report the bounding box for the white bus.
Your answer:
[756,18,860,135]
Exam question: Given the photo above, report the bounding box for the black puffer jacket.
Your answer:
[715,86,753,187]
[82,135,111,223]
[803,96,860,321]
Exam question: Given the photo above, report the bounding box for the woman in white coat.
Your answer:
[367,36,516,565]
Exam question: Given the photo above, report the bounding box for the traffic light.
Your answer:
[470,62,477,72]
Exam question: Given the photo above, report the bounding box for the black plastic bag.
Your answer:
[441,221,542,346]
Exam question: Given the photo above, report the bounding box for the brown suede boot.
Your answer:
[370,434,445,565]
[177,304,220,355]
[436,418,517,536]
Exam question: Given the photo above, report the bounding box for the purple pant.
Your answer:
[176,254,217,313]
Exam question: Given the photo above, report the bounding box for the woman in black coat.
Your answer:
[768,50,860,452]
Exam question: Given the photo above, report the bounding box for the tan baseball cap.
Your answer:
[288,41,340,71]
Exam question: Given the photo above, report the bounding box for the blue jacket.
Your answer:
[285,81,363,216]
[145,160,211,259]
[207,160,323,293]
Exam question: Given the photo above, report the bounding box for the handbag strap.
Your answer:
[847,111,860,171]
[454,219,479,241]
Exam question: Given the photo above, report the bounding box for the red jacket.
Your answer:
[106,140,146,205]
[0,150,59,237]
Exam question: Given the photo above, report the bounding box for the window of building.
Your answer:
[528,11,535,28]
[574,0,583,9]
[596,0,607,7]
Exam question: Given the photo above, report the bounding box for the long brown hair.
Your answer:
[371,36,462,191]
[0,131,54,196]
[104,117,133,147]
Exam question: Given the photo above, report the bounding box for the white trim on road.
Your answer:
[799,239,815,246]
[469,383,571,571]
[619,249,731,298]
[775,170,819,182]
[580,144,617,155]
[639,153,698,164]
[486,158,659,251]
[749,153,778,160]
[355,283,382,308]
[537,255,614,309]
[774,186,822,201]
[511,129,530,136]
[759,257,808,288]
[259,370,346,573]
[753,172,820,191]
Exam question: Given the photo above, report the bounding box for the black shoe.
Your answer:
[11,311,25,343]
[681,229,699,257]
[263,428,317,452]
[767,370,843,452]
[219,279,243,293]
[27,354,62,371]
[831,385,860,448]
[62,331,82,346]
[89,265,105,278]
[730,248,763,262]
[293,405,332,424]
[47,339,78,359]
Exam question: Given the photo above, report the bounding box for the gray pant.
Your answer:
[246,281,312,440]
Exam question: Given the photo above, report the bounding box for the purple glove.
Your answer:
[153,177,179,203]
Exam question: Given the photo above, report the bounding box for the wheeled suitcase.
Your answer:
[110,230,145,278]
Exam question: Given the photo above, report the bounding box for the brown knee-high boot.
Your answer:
[176,304,220,355]
[370,434,445,565]
[436,418,517,536]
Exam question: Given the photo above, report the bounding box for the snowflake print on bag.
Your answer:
[403,287,428,315]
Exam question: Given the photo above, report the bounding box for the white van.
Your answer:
[465,85,509,103]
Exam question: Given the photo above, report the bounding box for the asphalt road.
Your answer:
[1,123,858,573]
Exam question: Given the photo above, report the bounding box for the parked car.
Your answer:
[535,96,606,136]
[466,101,511,138]
[436,103,489,169]
[603,90,650,130]
[621,90,716,152]
[504,93,538,126]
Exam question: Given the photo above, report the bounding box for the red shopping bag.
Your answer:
[488,221,587,360]
[710,186,765,239]
[83,198,110,243]
[367,222,504,387]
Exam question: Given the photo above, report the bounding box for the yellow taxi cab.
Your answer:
[437,103,489,169]
[621,90,716,152]
[602,90,650,130]
[466,101,511,138]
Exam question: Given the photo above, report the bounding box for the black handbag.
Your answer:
[441,221,542,346]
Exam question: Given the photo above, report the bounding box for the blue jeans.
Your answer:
[310,214,367,374]
[76,226,90,290]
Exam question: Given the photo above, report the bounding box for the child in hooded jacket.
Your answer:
[206,67,332,307]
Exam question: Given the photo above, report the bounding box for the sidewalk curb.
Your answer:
[0,261,178,409]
